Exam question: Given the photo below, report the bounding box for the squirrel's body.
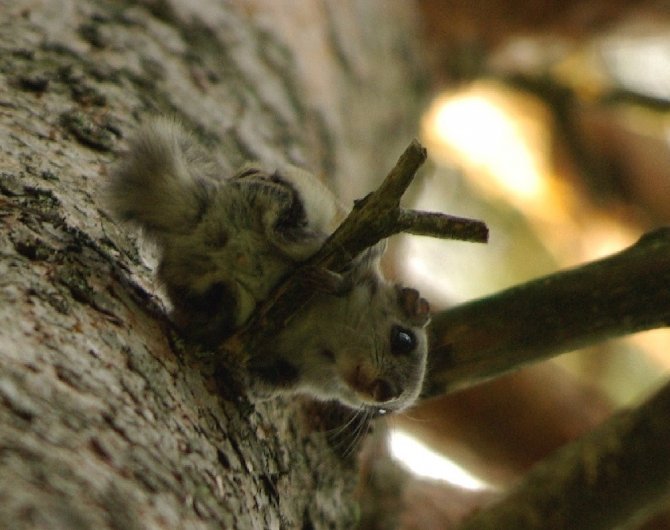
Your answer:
[109,118,429,411]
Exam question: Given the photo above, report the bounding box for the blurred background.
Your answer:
[374,1,670,526]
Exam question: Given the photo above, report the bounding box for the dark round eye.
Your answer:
[390,325,416,355]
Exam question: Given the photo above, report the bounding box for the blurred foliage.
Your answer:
[379,3,670,529]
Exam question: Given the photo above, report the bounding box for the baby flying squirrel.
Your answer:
[108,118,430,412]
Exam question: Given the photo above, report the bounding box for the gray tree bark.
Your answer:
[0,1,426,528]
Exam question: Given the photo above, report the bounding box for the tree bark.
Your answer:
[0,1,426,528]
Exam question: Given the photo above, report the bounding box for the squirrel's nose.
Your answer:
[370,378,400,403]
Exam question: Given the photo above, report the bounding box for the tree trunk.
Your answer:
[0,1,426,528]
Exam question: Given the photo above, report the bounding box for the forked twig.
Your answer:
[222,140,487,358]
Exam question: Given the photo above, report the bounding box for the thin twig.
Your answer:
[309,140,487,269]
[397,209,488,243]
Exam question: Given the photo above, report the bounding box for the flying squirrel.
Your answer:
[108,118,430,412]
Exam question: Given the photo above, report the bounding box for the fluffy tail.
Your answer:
[107,117,212,235]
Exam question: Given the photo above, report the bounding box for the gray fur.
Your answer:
[108,118,430,411]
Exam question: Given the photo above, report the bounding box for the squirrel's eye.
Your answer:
[390,325,416,355]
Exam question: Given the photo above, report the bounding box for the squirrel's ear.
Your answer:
[396,286,431,327]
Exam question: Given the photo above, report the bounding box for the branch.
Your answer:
[310,139,488,270]
[457,378,670,530]
[222,140,488,358]
[397,209,488,243]
[424,228,670,397]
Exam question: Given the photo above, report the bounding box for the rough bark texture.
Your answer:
[0,1,426,528]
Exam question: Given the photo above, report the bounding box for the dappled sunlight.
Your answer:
[431,91,545,200]
[422,83,568,223]
[602,32,670,102]
[388,429,493,492]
